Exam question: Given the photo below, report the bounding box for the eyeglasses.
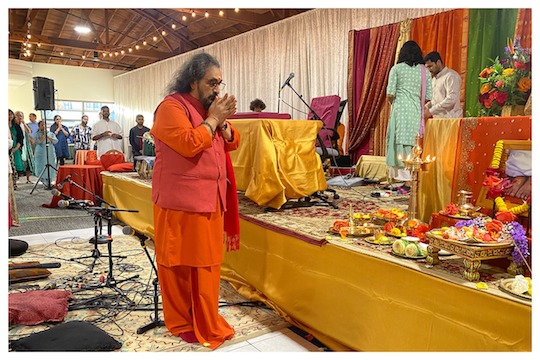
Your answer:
[208,80,226,90]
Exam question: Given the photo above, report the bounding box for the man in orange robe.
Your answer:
[150,53,240,350]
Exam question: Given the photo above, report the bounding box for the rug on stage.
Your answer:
[8,235,291,352]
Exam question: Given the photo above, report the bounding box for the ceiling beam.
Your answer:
[81,9,104,45]
[10,31,169,60]
[172,9,277,27]
[104,9,110,45]
[188,22,239,41]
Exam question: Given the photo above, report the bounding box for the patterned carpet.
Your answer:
[9,235,291,352]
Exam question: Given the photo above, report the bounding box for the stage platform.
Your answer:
[102,171,531,351]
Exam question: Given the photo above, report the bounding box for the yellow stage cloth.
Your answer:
[418,118,461,223]
[354,155,388,181]
[102,172,531,351]
[222,219,531,351]
[228,119,327,209]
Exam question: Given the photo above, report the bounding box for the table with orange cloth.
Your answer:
[74,150,98,165]
[418,115,531,223]
[228,119,327,209]
[44,164,105,208]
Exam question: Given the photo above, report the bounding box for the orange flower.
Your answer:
[479,68,491,78]
[495,210,517,224]
[502,68,515,76]
[517,77,531,92]
[483,175,503,189]
[480,83,492,94]
[485,220,504,233]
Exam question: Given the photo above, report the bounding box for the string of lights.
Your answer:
[18,9,243,61]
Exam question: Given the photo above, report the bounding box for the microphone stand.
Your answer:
[62,177,113,244]
[136,232,165,334]
[30,111,57,194]
[282,82,338,209]
[72,206,140,306]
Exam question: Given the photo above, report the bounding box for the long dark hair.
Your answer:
[8,109,15,126]
[397,41,424,67]
[167,53,220,94]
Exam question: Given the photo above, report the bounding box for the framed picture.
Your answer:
[476,140,531,214]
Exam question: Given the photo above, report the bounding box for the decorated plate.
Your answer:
[499,278,531,301]
[374,214,407,222]
[418,242,452,256]
[364,236,394,246]
[386,231,406,238]
[439,211,471,220]
[391,250,427,260]
[427,232,513,247]
[328,227,373,238]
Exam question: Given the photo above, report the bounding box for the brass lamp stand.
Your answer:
[398,134,436,225]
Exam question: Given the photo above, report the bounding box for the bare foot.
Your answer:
[504,176,526,197]
[515,176,531,200]
[11,223,20,227]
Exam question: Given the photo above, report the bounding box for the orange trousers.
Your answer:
[157,262,235,350]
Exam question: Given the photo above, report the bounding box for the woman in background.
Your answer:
[33,120,58,189]
[385,40,432,182]
[15,110,35,184]
[9,109,24,190]
[8,111,19,227]
[50,115,70,166]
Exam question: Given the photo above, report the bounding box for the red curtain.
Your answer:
[348,23,400,163]
[346,29,370,155]
[410,9,469,116]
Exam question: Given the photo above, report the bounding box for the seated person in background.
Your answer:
[503,150,531,200]
[250,99,266,112]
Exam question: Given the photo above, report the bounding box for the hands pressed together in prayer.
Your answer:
[205,93,237,140]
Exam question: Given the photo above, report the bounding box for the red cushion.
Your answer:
[85,159,102,166]
[100,153,125,171]
[108,162,133,172]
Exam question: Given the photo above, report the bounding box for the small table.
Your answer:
[425,232,523,281]
[45,164,105,208]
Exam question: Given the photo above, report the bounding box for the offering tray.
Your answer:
[391,250,427,260]
[329,226,375,238]
[364,236,393,246]
[498,278,532,301]
[425,231,522,281]
[438,211,484,220]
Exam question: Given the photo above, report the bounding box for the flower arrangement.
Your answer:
[478,38,531,116]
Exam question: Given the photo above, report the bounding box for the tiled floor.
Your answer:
[12,226,324,352]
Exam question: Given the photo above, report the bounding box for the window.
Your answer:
[45,101,115,129]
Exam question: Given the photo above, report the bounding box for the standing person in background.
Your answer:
[91,106,123,158]
[10,110,24,190]
[249,99,266,112]
[129,114,150,158]
[28,113,40,149]
[71,114,92,161]
[15,111,35,184]
[8,113,19,227]
[50,115,70,166]
[385,40,432,182]
[33,120,58,189]
[423,51,463,119]
[151,52,240,350]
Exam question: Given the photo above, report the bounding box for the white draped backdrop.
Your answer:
[114,8,451,154]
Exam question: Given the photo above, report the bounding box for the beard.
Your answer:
[198,85,218,110]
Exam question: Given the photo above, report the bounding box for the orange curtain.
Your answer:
[410,9,469,114]
[348,23,399,163]
[514,8,532,49]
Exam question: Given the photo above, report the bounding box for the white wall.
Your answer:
[8,59,125,121]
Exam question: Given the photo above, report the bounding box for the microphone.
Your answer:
[10,262,62,270]
[58,199,95,208]
[279,73,295,91]
[122,226,135,236]
[57,174,71,189]
[51,188,72,200]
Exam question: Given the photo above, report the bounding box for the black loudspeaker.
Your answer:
[32,77,55,111]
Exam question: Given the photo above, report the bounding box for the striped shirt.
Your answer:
[71,124,92,150]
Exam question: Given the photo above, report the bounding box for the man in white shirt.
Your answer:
[91,106,123,158]
[423,52,463,119]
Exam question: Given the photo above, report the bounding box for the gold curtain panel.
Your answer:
[229,119,328,209]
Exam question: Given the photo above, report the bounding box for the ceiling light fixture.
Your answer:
[161,30,166,36]
[135,45,140,50]
[37,42,41,47]
[143,40,147,46]
[129,48,132,52]
[182,15,187,21]
[121,50,125,54]
[60,51,64,56]
[74,26,91,34]
[153,36,158,41]
[235,8,240,13]
[172,24,176,29]
[82,55,86,59]
[205,11,209,18]
[219,10,224,16]
[192,11,196,17]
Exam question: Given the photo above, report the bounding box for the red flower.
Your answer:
[514,61,526,70]
[489,91,498,100]
[484,99,493,108]
[483,175,503,189]
[495,210,517,224]
[496,80,503,88]
[478,92,489,104]
[496,91,508,103]
[485,168,501,177]
[487,187,504,199]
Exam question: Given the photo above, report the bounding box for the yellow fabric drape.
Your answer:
[228,119,327,209]
[102,172,155,239]
[222,219,531,351]
[418,118,461,223]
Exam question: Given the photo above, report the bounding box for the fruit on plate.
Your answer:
[373,235,392,245]
[404,244,419,257]
[376,208,407,220]
[390,227,405,237]
[392,239,405,254]
[511,275,530,294]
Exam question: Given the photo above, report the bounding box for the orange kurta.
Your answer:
[152,97,240,349]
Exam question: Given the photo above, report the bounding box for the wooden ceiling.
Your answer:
[9,8,310,71]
